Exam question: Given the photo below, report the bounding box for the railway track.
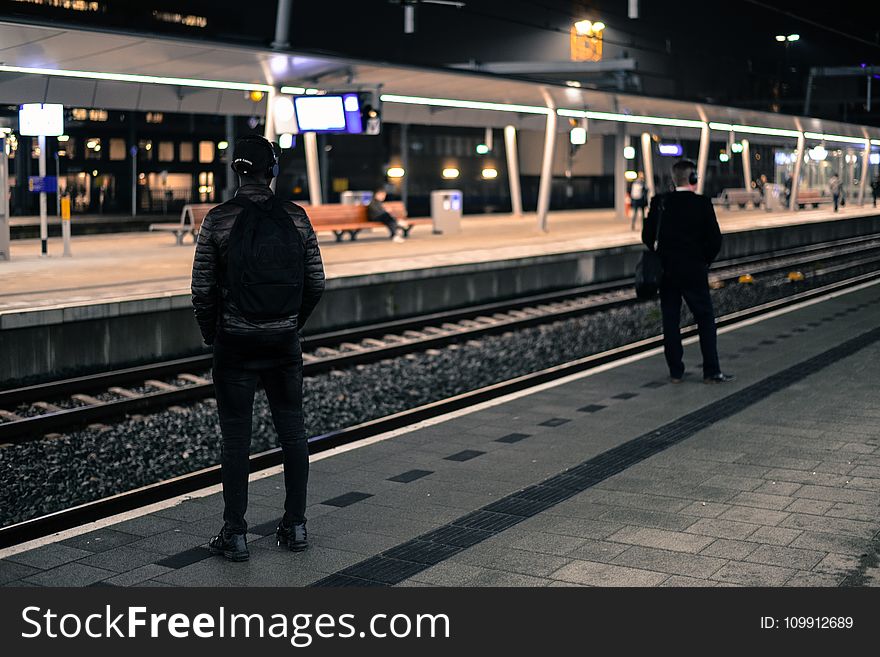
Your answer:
[1,267,878,549]
[2,235,880,446]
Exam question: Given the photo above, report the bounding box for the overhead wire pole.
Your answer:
[504,125,523,216]
[536,91,556,232]
[614,122,627,221]
[741,138,752,190]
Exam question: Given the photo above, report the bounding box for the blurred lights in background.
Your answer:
[386,166,405,178]
[442,167,460,179]
[624,170,638,181]
[623,145,636,159]
[481,167,498,179]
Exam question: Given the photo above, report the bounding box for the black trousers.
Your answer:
[659,270,720,379]
[212,331,308,534]
[373,211,403,237]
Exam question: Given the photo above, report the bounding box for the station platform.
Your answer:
[3,204,878,313]
[2,279,878,587]
[3,203,879,387]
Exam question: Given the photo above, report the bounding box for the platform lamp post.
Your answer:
[19,103,64,257]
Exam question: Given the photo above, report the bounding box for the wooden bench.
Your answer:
[795,189,833,209]
[305,201,431,241]
[713,188,762,210]
[149,203,215,244]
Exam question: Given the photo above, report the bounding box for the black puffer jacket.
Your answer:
[191,184,325,345]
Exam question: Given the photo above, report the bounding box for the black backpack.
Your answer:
[634,195,665,299]
[225,196,304,321]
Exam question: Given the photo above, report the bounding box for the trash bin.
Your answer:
[340,190,373,206]
[430,189,463,234]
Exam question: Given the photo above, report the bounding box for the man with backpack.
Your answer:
[192,135,325,561]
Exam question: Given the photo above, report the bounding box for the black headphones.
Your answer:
[232,135,281,178]
[679,159,698,185]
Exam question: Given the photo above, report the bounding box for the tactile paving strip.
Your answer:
[312,324,880,587]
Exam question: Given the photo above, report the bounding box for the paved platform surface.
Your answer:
[1,280,878,587]
[1,204,877,313]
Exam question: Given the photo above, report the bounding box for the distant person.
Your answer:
[642,159,734,384]
[192,135,325,561]
[783,174,793,206]
[872,174,880,207]
[367,187,410,243]
[630,172,648,231]
[828,172,842,212]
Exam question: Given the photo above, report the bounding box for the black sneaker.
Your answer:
[276,521,308,552]
[208,527,249,562]
[704,372,735,384]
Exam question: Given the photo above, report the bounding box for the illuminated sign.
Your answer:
[19,103,64,136]
[658,143,683,157]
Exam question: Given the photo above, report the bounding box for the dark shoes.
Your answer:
[276,520,308,552]
[208,527,249,562]
[704,372,735,384]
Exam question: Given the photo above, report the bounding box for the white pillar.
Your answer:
[504,125,523,216]
[696,123,710,195]
[614,123,627,221]
[859,139,870,206]
[741,138,752,191]
[640,132,655,200]
[263,88,278,192]
[271,0,293,49]
[304,131,322,205]
[0,140,10,261]
[536,110,557,232]
[38,134,48,256]
[789,132,805,211]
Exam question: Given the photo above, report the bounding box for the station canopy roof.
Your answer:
[1,20,878,146]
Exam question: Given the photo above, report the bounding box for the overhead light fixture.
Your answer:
[217,140,229,150]
[481,167,498,179]
[565,80,582,88]
[559,108,704,129]
[278,133,294,149]
[730,142,744,154]
[570,127,587,145]
[442,167,460,179]
[386,166,405,179]
[381,93,550,115]
[57,134,70,142]
[475,143,490,154]
[808,145,828,161]
[775,35,787,42]
[708,122,801,138]
[624,170,638,181]
[804,131,869,145]
[279,86,307,95]
[719,152,730,162]
[658,143,684,156]
[787,34,800,41]
[623,145,636,159]
[0,64,274,93]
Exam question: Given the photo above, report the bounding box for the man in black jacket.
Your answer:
[642,159,733,384]
[192,135,325,561]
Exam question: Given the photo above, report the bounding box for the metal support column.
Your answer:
[696,123,710,195]
[789,132,805,211]
[0,139,9,261]
[859,139,870,206]
[741,138,752,190]
[304,131,322,205]
[271,0,293,49]
[536,109,557,232]
[400,123,409,210]
[640,132,655,200]
[38,134,48,256]
[224,115,236,200]
[504,125,522,216]
[614,123,627,221]
[130,119,137,217]
[263,87,277,191]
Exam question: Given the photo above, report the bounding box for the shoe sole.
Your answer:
[209,546,250,562]
[277,537,309,552]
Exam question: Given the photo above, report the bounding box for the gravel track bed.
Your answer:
[0,262,876,528]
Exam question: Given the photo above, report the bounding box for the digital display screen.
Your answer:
[293,94,363,134]
[19,103,64,136]
[658,143,684,157]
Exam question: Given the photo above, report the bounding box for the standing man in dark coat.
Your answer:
[192,135,325,561]
[642,159,734,384]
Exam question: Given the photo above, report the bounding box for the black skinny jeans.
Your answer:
[213,331,308,534]
[659,269,720,379]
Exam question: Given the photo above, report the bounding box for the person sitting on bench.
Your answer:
[367,187,410,243]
